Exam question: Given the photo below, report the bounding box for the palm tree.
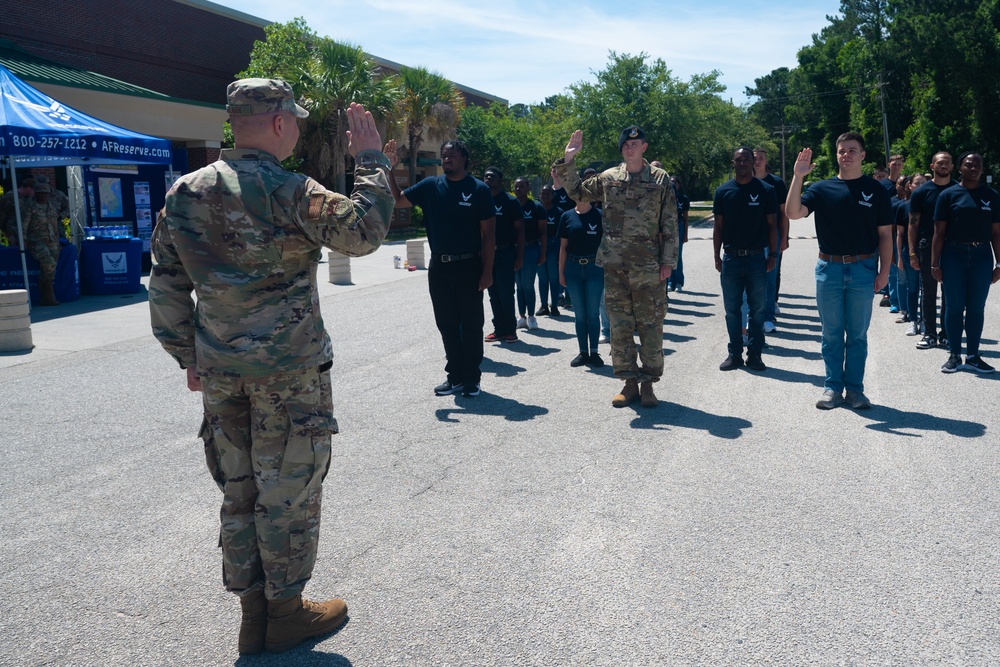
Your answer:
[290,39,400,193]
[395,66,465,187]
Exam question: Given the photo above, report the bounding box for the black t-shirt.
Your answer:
[492,191,523,248]
[559,208,603,257]
[933,185,1000,244]
[519,199,546,243]
[909,180,958,240]
[894,198,910,228]
[675,192,691,231]
[880,177,897,194]
[760,173,788,236]
[799,176,892,255]
[713,178,778,251]
[553,187,575,213]
[404,175,493,256]
[544,205,562,245]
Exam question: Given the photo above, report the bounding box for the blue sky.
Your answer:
[209,0,843,106]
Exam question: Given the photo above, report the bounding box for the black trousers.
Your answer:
[428,257,485,386]
[918,243,947,338]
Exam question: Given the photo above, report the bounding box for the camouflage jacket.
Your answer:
[0,191,33,243]
[24,199,63,246]
[553,158,678,272]
[149,148,393,377]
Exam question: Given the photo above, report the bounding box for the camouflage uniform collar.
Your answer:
[220,147,284,165]
[618,160,651,183]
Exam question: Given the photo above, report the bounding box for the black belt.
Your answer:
[569,255,596,265]
[727,248,763,257]
[947,240,990,247]
[819,252,874,263]
[432,252,480,263]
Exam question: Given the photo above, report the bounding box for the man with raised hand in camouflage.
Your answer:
[553,126,677,408]
[149,79,393,655]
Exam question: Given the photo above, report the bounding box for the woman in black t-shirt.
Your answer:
[931,152,1000,373]
[558,201,605,368]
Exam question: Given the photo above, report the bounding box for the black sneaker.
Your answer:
[535,306,550,316]
[587,353,605,368]
[937,337,950,349]
[916,334,936,350]
[462,383,481,397]
[746,353,767,371]
[550,306,561,317]
[964,356,996,374]
[720,354,744,371]
[434,380,464,395]
[570,352,589,367]
[941,354,962,373]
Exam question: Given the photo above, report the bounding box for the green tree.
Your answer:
[395,66,465,187]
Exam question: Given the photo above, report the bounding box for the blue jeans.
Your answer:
[516,242,541,317]
[899,244,920,317]
[538,242,562,308]
[764,250,780,322]
[815,257,877,393]
[487,245,517,336]
[722,252,767,355]
[941,242,994,357]
[563,258,604,353]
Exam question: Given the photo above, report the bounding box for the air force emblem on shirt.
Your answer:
[749,193,760,206]
[982,199,992,211]
[495,205,504,216]
[587,222,598,235]
[859,191,874,208]
[459,191,473,207]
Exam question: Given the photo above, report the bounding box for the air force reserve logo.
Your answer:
[102,252,127,274]
[859,191,874,208]
[459,191,473,207]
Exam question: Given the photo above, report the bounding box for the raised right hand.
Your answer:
[345,102,382,157]
[564,130,582,163]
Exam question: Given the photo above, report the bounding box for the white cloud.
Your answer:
[212,0,840,105]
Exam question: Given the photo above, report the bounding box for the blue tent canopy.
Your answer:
[0,64,172,167]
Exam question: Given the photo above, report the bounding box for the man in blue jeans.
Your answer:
[786,132,892,410]
[483,167,524,343]
[713,147,778,372]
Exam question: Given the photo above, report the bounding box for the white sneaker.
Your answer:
[516,316,527,330]
[905,321,919,336]
[527,316,538,330]
[598,334,610,344]
[763,321,776,333]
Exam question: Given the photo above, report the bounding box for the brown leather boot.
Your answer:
[640,380,658,408]
[611,379,640,407]
[39,277,59,306]
[264,594,348,653]
[238,589,267,655]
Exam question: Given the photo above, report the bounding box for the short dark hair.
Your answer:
[957,151,983,169]
[836,132,866,151]
[734,146,755,158]
[484,166,503,180]
[440,139,470,169]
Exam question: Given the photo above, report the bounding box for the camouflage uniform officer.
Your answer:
[149,79,392,655]
[0,176,35,245]
[25,183,64,306]
[553,126,678,408]
[32,175,71,222]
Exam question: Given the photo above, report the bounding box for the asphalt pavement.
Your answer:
[2,217,999,666]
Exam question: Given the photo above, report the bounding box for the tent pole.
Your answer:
[9,166,32,310]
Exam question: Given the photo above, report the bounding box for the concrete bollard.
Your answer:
[406,238,427,269]
[327,250,352,285]
[0,289,33,352]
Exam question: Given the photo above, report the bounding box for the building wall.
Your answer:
[0,0,264,106]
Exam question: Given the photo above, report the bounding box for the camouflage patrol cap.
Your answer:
[34,183,51,193]
[226,78,309,119]
[618,126,646,151]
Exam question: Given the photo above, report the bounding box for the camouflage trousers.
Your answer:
[28,241,59,279]
[200,365,338,601]
[604,266,667,382]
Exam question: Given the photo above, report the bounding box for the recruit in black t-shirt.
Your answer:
[403,175,493,256]
[553,187,576,213]
[799,176,892,255]
[713,178,778,251]
[933,185,1000,244]
[544,205,562,244]
[492,191,523,248]
[909,180,958,240]
[520,199,546,244]
[559,207,603,257]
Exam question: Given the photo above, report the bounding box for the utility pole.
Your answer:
[878,72,891,164]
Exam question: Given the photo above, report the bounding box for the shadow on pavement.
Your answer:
[666,306,714,318]
[854,405,987,438]
[481,357,527,378]
[627,401,752,439]
[435,392,548,423]
[765,346,824,362]
[29,286,149,323]
[519,328,575,341]
[758,366,825,388]
[490,340,561,357]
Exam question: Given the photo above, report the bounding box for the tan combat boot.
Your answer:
[238,589,267,655]
[39,277,59,306]
[640,380,658,408]
[264,594,348,653]
[611,379,640,407]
